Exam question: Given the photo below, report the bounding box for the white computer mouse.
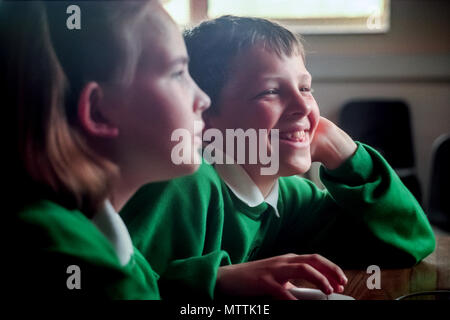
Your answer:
[289,287,355,300]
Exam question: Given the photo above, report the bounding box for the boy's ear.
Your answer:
[78,82,119,138]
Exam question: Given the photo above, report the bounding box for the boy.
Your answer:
[121,16,435,300]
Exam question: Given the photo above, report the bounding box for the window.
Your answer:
[163,0,390,34]
[162,0,191,26]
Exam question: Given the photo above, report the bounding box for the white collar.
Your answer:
[91,200,134,266]
[214,158,280,218]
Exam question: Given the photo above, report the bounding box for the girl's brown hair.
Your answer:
[0,1,153,216]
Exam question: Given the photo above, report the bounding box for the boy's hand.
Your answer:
[216,253,347,300]
[310,117,357,170]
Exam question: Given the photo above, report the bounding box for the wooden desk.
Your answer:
[296,236,450,300]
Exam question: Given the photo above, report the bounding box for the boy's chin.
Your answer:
[278,159,312,177]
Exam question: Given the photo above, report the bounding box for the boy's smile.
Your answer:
[277,120,311,148]
[207,45,320,180]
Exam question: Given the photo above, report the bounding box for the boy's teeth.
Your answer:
[281,130,306,141]
[293,131,303,139]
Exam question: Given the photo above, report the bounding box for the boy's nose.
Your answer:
[287,92,312,118]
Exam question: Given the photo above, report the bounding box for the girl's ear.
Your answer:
[78,82,119,138]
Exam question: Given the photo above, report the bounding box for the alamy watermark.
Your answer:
[366,265,381,289]
[66,5,81,30]
[66,265,81,290]
[171,121,280,175]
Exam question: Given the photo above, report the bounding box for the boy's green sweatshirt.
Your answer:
[9,200,160,299]
[121,143,435,300]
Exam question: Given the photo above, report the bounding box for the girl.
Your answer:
[1,0,209,299]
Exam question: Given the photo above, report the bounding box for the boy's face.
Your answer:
[208,46,320,176]
[103,3,210,183]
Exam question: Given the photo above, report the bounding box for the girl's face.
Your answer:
[103,4,210,183]
[208,45,320,177]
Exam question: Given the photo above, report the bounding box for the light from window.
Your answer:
[163,0,390,34]
[162,0,190,27]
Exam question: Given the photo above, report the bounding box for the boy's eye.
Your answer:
[255,88,280,99]
[300,87,314,95]
[265,89,279,95]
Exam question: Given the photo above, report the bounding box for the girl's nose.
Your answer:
[194,85,211,113]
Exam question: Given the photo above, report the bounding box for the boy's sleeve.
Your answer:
[275,142,435,268]
[121,163,231,300]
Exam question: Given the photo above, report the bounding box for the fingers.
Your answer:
[292,254,347,292]
[263,277,298,300]
[309,116,356,168]
[215,254,347,300]
[283,281,297,290]
[279,263,335,295]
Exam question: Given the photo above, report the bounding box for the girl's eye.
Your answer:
[171,69,186,79]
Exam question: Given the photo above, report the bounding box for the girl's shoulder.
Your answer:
[10,200,159,299]
[13,199,120,266]
[17,199,88,227]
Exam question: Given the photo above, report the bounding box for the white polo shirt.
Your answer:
[91,200,134,266]
[214,161,280,218]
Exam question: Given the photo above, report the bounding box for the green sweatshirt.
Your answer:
[121,143,435,300]
[9,200,160,299]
